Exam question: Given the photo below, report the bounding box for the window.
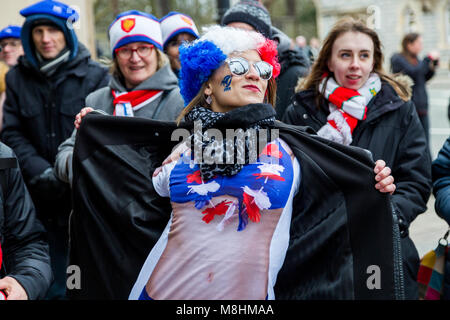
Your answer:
[404,6,418,33]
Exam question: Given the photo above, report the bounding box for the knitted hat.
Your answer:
[178,25,280,106]
[160,12,199,50]
[109,10,162,57]
[221,0,272,38]
[20,0,79,67]
[0,25,22,41]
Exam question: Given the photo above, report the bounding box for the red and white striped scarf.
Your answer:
[112,89,163,117]
[317,73,381,145]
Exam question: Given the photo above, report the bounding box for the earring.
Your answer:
[205,95,212,105]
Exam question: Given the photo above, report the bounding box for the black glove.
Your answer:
[29,167,67,201]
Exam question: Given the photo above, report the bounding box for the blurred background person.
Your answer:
[0,25,23,67]
[295,35,307,53]
[391,33,439,145]
[308,37,320,64]
[161,11,199,78]
[0,25,23,132]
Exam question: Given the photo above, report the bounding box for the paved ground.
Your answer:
[408,78,449,258]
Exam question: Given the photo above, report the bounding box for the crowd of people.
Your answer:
[0,0,448,301]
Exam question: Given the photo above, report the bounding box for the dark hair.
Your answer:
[401,32,421,56]
[301,17,409,103]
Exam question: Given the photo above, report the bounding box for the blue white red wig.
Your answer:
[178,25,280,106]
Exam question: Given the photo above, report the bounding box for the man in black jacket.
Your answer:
[0,142,52,300]
[1,0,109,299]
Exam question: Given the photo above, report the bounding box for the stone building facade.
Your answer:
[313,0,450,70]
[0,0,97,58]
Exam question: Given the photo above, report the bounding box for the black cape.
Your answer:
[68,114,404,300]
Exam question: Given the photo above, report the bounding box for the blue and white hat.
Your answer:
[0,25,22,41]
[160,12,199,50]
[109,10,162,56]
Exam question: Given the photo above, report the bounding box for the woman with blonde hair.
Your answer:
[283,18,431,299]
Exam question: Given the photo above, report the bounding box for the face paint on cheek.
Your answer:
[221,75,232,92]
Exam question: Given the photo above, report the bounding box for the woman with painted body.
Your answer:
[110,26,398,300]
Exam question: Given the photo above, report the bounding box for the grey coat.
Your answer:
[54,64,184,184]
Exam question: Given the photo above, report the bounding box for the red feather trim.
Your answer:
[261,143,282,158]
[201,200,232,224]
[253,173,285,181]
[243,192,261,223]
[257,39,281,78]
[187,170,203,184]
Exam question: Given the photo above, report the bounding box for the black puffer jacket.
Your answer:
[283,81,432,299]
[0,142,52,299]
[1,44,110,182]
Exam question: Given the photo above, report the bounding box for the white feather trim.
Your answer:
[196,25,266,56]
[242,186,271,210]
[187,181,220,196]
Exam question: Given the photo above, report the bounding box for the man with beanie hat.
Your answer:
[1,0,110,300]
[221,0,272,38]
[221,0,309,120]
[161,12,199,78]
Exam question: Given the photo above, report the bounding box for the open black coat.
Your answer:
[68,114,404,300]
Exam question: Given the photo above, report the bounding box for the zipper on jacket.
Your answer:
[390,200,405,300]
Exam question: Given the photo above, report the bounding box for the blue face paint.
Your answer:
[221,75,232,92]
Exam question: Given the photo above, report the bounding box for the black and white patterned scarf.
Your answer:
[185,103,276,181]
